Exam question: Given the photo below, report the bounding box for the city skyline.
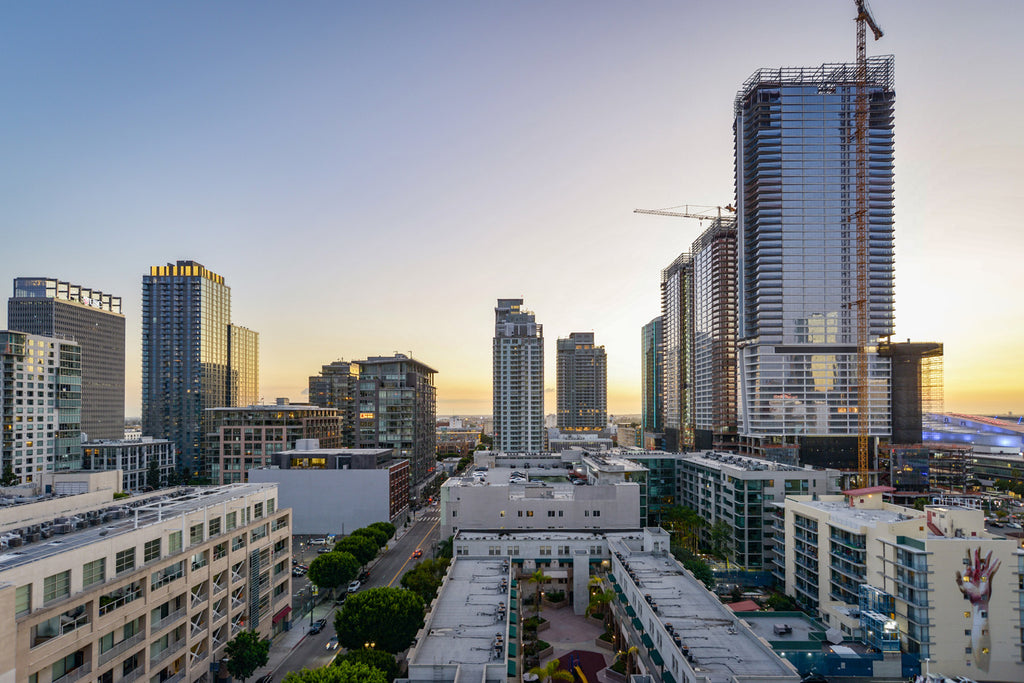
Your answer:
[1,2,1021,418]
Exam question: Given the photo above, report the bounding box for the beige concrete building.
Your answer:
[785,487,1024,682]
[0,481,291,683]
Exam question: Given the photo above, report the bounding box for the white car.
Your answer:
[310,538,327,545]
[348,580,361,593]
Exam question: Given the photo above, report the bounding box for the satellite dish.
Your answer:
[826,628,843,645]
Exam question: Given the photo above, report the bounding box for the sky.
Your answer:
[1,1,1022,419]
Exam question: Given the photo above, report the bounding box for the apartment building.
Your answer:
[678,451,837,570]
[784,488,1023,681]
[80,437,176,491]
[0,483,291,683]
[492,299,544,453]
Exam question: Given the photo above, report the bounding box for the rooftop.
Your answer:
[608,536,797,680]
[0,484,275,572]
[408,557,509,680]
[795,499,917,531]
[681,451,808,474]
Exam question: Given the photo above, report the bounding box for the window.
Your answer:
[144,539,161,563]
[266,498,275,515]
[16,584,31,616]
[226,511,237,531]
[115,548,136,574]
[558,545,570,555]
[526,510,534,517]
[593,510,601,517]
[251,523,268,543]
[168,530,182,554]
[539,546,552,556]
[547,510,555,517]
[558,510,563,517]
[190,523,204,545]
[43,570,70,603]
[253,502,263,519]
[151,561,185,590]
[214,541,228,560]
[488,545,501,556]
[232,535,246,551]
[83,558,106,587]
[209,517,221,537]
[52,650,85,680]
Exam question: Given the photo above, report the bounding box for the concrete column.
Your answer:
[572,549,590,615]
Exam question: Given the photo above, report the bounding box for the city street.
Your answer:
[267,509,442,678]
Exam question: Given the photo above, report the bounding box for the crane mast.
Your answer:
[855,0,883,487]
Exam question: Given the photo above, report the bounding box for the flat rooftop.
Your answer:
[410,557,509,679]
[797,500,913,530]
[681,451,807,474]
[609,538,796,680]
[0,484,274,572]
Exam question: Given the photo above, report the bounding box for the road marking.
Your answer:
[387,519,440,587]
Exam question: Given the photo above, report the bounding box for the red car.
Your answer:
[412,549,423,559]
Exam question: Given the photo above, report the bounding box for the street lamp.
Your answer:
[309,585,315,628]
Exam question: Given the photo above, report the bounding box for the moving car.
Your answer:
[348,580,361,593]
[292,568,305,577]
[412,549,423,559]
[325,635,339,650]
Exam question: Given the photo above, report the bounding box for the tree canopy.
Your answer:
[224,630,269,683]
[146,458,162,489]
[308,551,360,593]
[335,648,399,682]
[334,535,379,565]
[368,521,396,540]
[351,526,388,549]
[282,662,386,683]
[334,587,425,653]
[400,557,450,603]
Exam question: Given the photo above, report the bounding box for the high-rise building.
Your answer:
[142,261,259,475]
[80,436,176,491]
[0,331,81,482]
[690,219,739,450]
[8,277,124,440]
[640,317,664,438]
[734,58,895,465]
[308,360,359,447]
[555,332,606,431]
[355,354,436,486]
[492,298,544,452]
[660,254,693,452]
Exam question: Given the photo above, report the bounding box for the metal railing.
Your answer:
[150,607,186,634]
[52,662,91,683]
[151,637,185,666]
[98,631,145,666]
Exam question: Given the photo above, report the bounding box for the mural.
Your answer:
[955,548,1000,671]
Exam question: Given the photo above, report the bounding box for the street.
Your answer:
[270,509,442,677]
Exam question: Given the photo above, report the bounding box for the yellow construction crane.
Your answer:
[633,204,735,223]
[855,0,883,487]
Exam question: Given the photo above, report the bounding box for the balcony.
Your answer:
[119,667,146,683]
[98,631,146,666]
[52,662,91,683]
[191,590,208,609]
[151,637,186,666]
[151,607,186,634]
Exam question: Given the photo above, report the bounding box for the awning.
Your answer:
[662,672,677,683]
[613,583,623,594]
[509,625,517,638]
[509,613,518,624]
[632,617,643,631]
[271,605,291,625]
[507,660,516,676]
[608,573,617,583]
[650,650,664,666]
[618,593,627,603]
[625,605,636,617]
[641,633,654,649]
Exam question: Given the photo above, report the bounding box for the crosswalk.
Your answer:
[415,510,440,523]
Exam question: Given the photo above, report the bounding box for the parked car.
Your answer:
[309,621,324,635]
[317,547,331,554]
[334,594,347,607]
[358,569,370,582]
[311,538,327,545]
[292,568,305,577]
[412,549,423,559]
[348,580,361,593]
[325,635,339,650]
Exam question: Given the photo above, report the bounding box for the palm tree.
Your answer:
[623,645,640,678]
[528,569,552,617]
[661,505,705,553]
[528,659,574,682]
[587,586,615,631]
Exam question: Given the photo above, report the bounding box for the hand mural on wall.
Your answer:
[955,548,1000,671]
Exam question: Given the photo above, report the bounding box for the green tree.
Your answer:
[308,551,360,597]
[368,521,396,540]
[662,505,705,553]
[334,535,378,565]
[587,585,615,631]
[283,663,387,683]
[912,497,929,511]
[224,630,270,683]
[993,479,1012,492]
[335,648,399,682]
[672,547,715,589]
[334,587,425,653]
[351,526,388,549]
[528,569,552,617]
[166,467,182,487]
[709,520,733,566]
[1,465,20,487]
[401,557,450,603]
[146,458,162,490]
[436,535,454,560]
[528,659,573,682]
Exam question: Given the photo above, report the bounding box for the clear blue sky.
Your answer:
[2,1,1021,417]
